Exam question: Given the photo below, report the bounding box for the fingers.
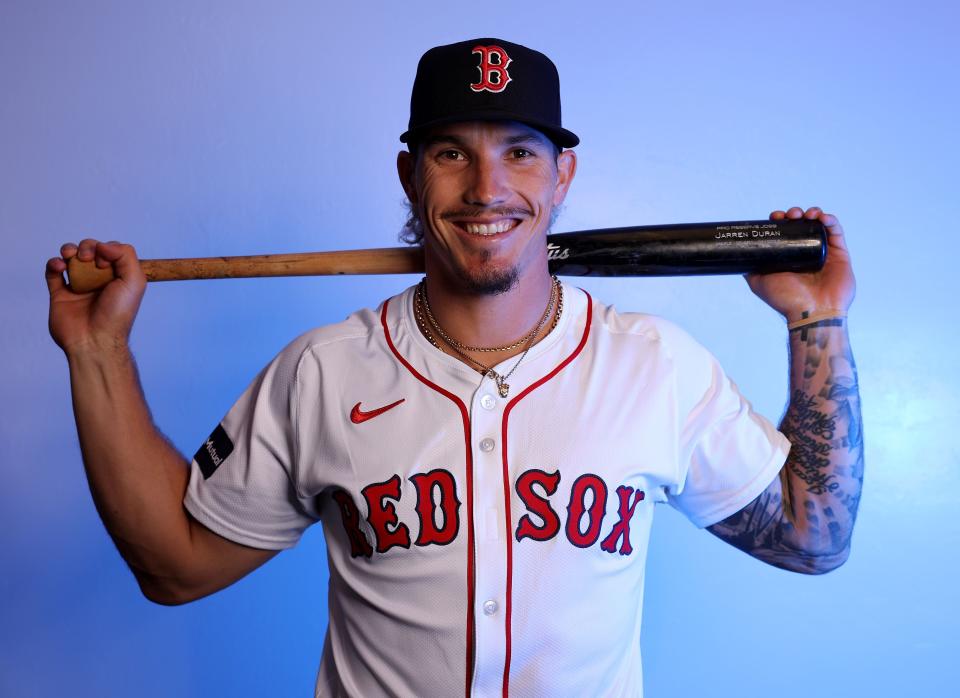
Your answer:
[821,213,848,253]
[65,239,126,267]
[788,207,845,245]
[51,239,145,292]
[768,207,806,220]
[768,206,848,250]
[76,238,100,263]
[769,207,840,226]
[57,239,98,269]
[45,257,68,295]
[48,241,86,295]
[96,241,145,284]
[60,238,137,269]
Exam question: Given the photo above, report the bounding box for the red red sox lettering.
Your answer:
[332,469,646,558]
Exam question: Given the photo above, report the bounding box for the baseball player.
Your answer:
[46,38,863,697]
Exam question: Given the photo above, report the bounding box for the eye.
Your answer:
[510,148,534,159]
[438,149,466,161]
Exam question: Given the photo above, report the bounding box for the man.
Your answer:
[46,38,862,697]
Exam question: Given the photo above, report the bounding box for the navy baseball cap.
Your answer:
[400,38,579,148]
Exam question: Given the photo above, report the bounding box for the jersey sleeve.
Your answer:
[664,326,791,528]
[184,338,319,550]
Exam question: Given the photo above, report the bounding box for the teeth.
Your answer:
[463,220,517,235]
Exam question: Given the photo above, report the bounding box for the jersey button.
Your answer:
[482,600,499,616]
[479,438,495,453]
[480,394,496,410]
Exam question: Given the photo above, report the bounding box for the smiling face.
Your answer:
[398,120,576,295]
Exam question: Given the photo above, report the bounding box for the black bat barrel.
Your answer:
[545,219,827,276]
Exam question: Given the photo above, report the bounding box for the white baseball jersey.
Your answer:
[185,282,789,697]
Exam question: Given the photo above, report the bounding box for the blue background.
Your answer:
[2,1,957,696]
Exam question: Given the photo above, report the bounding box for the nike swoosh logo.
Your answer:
[350,399,405,424]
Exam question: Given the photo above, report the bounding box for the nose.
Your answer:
[463,154,507,206]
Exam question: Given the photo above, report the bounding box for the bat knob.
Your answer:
[67,257,117,294]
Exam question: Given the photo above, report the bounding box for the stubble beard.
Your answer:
[460,250,522,295]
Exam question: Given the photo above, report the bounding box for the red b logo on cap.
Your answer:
[470,45,512,93]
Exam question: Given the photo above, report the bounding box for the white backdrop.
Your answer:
[2,1,957,696]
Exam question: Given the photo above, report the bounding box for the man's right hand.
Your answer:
[46,239,147,356]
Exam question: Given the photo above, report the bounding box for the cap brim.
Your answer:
[400,112,579,148]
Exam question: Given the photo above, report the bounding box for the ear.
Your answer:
[552,149,577,206]
[397,150,418,204]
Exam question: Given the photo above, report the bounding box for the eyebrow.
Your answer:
[504,133,549,147]
[421,133,469,149]
[421,131,550,149]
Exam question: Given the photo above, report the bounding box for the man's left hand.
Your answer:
[746,206,856,322]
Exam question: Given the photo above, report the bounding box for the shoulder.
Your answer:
[582,293,723,403]
[587,293,712,362]
[262,296,391,383]
[287,305,380,357]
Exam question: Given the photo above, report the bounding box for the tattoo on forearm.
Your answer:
[708,322,864,574]
[782,390,839,495]
[789,317,845,341]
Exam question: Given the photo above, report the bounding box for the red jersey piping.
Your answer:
[380,298,477,698]
[499,290,594,697]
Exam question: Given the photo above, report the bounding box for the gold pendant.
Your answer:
[486,369,510,398]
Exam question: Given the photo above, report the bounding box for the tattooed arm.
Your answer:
[708,320,863,573]
[707,207,863,574]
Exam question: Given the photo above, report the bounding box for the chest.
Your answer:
[300,345,681,562]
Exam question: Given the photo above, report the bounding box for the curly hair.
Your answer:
[399,199,425,246]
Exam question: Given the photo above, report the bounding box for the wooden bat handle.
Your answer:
[67,247,426,293]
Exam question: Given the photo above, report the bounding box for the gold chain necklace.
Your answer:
[420,283,554,353]
[415,277,563,398]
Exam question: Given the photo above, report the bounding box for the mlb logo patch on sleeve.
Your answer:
[194,424,234,479]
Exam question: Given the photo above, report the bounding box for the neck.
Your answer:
[421,265,555,351]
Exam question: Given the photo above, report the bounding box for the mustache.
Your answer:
[441,207,532,220]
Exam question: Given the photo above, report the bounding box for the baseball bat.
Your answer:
[65,219,826,293]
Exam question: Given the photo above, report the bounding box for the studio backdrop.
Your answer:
[1,1,957,696]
